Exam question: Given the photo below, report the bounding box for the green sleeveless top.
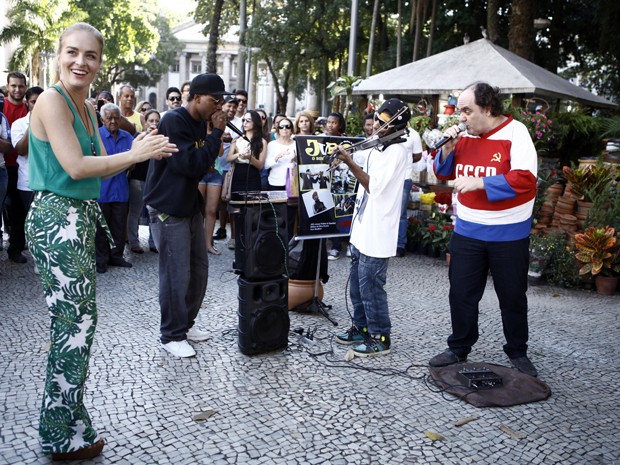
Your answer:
[28,84,102,200]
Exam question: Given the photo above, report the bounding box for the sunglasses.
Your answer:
[169,96,181,102]
[140,107,151,112]
[242,118,253,123]
[278,124,292,130]
[205,95,222,105]
[237,99,247,103]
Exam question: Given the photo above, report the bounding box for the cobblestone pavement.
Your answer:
[1,228,619,465]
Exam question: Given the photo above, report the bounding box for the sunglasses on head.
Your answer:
[278,124,292,130]
[169,96,181,102]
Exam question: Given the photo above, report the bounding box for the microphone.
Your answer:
[226,121,250,142]
[433,123,466,150]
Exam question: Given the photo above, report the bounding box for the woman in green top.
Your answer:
[24,23,177,460]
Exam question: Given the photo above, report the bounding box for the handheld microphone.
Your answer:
[432,123,466,150]
[226,121,250,142]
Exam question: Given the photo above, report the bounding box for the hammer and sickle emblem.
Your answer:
[491,152,502,163]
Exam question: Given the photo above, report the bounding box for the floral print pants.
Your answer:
[26,191,112,455]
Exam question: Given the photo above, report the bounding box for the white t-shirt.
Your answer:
[350,142,409,258]
[402,130,423,180]
[11,114,30,191]
[265,139,296,186]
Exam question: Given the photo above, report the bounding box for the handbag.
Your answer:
[221,163,235,201]
[286,165,299,198]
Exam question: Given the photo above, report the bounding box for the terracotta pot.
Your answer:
[288,279,324,310]
[595,275,619,295]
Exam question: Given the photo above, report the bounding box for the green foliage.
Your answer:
[246,0,350,113]
[0,0,177,90]
[550,110,604,165]
[600,116,620,138]
[77,0,161,89]
[544,242,582,288]
[583,172,620,230]
[410,115,432,137]
[0,0,84,86]
[346,112,362,137]
[328,75,362,118]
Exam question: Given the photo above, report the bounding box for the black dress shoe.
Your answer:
[96,263,107,274]
[108,259,132,268]
[395,247,406,257]
[149,246,159,253]
[8,252,27,264]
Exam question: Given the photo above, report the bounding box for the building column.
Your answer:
[306,77,318,112]
[179,52,188,83]
[286,90,296,116]
[201,52,207,74]
[222,54,232,89]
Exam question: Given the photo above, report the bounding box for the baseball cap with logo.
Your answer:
[189,74,233,97]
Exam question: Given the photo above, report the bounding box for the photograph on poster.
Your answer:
[299,164,331,191]
[302,189,334,218]
[334,194,356,217]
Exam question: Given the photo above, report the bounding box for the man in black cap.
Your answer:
[332,98,411,357]
[144,73,231,358]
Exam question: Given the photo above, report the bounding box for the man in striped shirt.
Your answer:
[429,82,539,377]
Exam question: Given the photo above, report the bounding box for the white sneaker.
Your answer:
[161,340,196,358]
[327,249,340,260]
[186,327,210,342]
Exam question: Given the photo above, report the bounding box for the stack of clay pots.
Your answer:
[549,189,576,232]
[575,200,593,230]
[536,183,564,226]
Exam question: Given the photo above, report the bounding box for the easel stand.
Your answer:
[305,238,338,326]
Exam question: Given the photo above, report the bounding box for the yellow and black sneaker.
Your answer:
[335,326,368,345]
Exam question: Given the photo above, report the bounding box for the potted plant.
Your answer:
[406,216,424,253]
[574,226,620,295]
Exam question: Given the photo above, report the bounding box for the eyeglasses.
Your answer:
[278,124,292,130]
[169,96,181,102]
[206,96,222,105]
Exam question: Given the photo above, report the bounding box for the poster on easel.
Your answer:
[294,135,364,240]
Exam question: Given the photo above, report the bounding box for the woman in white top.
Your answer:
[264,116,298,239]
[265,116,296,190]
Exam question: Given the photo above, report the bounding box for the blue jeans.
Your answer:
[0,167,7,232]
[397,178,413,249]
[447,233,530,359]
[349,244,391,335]
[148,207,208,343]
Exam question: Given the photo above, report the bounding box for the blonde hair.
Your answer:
[294,111,315,135]
[57,23,104,61]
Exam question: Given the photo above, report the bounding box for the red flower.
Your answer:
[434,192,453,206]
[428,225,437,232]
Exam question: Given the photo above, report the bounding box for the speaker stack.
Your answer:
[234,203,290,355]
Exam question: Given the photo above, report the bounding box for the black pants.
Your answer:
[6,166,27,257]
[446,233,530,359]
[95,202,129,266]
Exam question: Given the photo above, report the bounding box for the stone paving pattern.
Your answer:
[1,228,619,465]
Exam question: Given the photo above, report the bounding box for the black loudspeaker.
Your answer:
[237,276,290,355]
[234,204,287,280]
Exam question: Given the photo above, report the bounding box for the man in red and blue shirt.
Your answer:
[429,82,539,377]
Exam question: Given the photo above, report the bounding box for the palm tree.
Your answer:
[0,0,82,86]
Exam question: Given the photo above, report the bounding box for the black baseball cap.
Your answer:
[224,96,240,104]
[189,74,233,96]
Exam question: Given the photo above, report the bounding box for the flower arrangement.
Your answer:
[433,191,453,214]
[518,111,554,150]
[407,216,424,240]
